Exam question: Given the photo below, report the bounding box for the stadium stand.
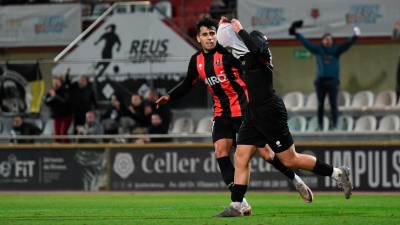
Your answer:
[118,117,136,134]
[354,115,377,132]
[283,91,304,111]
[195,116,213,134]
[170,117,195,134]
[373,90,397,110]
[287,116,307,132]
[304,92,318,110]
[303,91,352,111]
[377,114,400,132]
[42,119,54,136]
[351,90,374,110]
[306,116,329,132]
[336,115,354,132]
[337,91,351,110]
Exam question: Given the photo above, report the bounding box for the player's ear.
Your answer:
[196,35,201,43]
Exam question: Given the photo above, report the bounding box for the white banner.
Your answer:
[238,0,400,39]
[0,4,81,47]
[52,12,196,77]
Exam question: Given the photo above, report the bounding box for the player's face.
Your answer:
[322,35,333,47]
[197,26,217,53]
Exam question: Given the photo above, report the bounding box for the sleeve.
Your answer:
[295,33,320,54]
[237,30,272,66]
[237,29,261,54]
[168,55,199,102]
[335,36,357,56]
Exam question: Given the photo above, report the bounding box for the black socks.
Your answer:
[268,156,295,180]
[312,159,334,176]
[231,184,247,202]
[217,156,235,191]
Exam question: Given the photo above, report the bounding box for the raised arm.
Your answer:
[295,33,320,54]
[335,36,357,56]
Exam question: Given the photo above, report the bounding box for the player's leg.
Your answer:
[217,144,256,217]
[253,94,313,203]
[315,80,327,130]
[276,145,352,199]
[212,117,236,191]
[327,81,339,129]
[214,138,235,190]
[257,146,313,203]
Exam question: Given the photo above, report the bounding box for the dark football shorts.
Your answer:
[212,116,243,143]
[237,94,293,153]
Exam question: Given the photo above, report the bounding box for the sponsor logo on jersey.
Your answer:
[204,73,227,86]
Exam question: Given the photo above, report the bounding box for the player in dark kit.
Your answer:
[216,18,353,217]
[156,17,313,215]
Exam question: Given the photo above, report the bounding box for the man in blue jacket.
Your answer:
[290,21,359,130]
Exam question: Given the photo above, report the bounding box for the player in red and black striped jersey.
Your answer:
[156,18,311,214]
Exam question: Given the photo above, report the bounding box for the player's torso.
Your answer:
[241,53,275,106]
[195,50,247,117]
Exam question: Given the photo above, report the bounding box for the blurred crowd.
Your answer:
[11,71,172,144]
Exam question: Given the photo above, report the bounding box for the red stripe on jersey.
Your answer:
[197,53,223,116]
[231,66,249,102]
[213,53,242,117]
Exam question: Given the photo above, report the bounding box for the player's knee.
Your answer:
[214,140,231,158]
[214,148,229,158]
[280,159,293,168]
[279,155,298,168]
[234,153,250,169]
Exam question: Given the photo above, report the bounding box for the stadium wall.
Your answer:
[0,142,399,192]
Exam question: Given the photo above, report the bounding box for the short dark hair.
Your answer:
[195,17,218,35]
[322,33,332,39]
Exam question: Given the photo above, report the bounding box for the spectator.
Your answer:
[101,94,127,134]
[145,89,171,133]
[11,115,41,144]
[44,76,72,139]
[76,111,103,143]
[68,75,97,133]
[128,94,148,129]
[148,113,170,142]
[393,20,400,103]
[290,21,359,130]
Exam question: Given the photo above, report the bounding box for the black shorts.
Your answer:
[212,116,243,143]
[237,94,293,153]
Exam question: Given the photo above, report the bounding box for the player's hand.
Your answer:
[155,95,170,108]
[353,26,361,37]
[219,16,229,25]
[231,18,243,33]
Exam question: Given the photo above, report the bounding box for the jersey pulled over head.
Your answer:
[217,23,249,59]
[217,24,270,61]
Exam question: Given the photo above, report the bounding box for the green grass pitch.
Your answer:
[0,192,399,225]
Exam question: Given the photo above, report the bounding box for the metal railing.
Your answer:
[1,131,400,144]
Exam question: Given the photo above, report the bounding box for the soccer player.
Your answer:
[156,17,313,214]
[216,18,353,217]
